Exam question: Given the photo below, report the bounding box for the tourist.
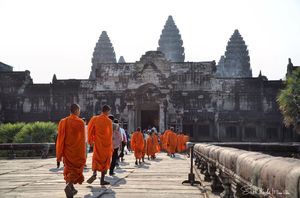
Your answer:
[119,126,127,162]
[109,117,122,176]
[130,127,144,165]
[56,104,86,197]
[125,129,131,152]
[87,105,113,185]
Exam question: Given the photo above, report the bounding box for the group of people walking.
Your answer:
[55,103,189,198]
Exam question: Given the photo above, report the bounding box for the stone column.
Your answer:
[159,103,165,132]
[128,104,135,133]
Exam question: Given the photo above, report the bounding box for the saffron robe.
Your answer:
[56,114,86,184]
[131,131,144,159]
[88,113,113,172]
[167,131,178,154]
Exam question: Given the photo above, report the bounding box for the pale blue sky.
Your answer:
[0,0,299,83]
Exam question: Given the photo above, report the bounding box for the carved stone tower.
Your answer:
[217,29,252,78]
[89,31,116,79]
[157,15,185,62]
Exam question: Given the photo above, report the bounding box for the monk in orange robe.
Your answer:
[87,105,113,186]
[177,133,183,153]
[146,129,159,160]
[159,133,164,151]
[56,104,86,197]
[182,133,190,153]
[163,128,172,154]
[167,128,178,158]
[153,132,160,153]
[131,127,144,165]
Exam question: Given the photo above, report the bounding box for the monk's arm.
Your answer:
[56,119,65,162]
[87,117,95,145]
[130,134,135,150]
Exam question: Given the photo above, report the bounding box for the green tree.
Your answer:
[277,67,300,133]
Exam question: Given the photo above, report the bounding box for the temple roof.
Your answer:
[0,62,13,72]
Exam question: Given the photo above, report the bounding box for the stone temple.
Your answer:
[0,15,299,142]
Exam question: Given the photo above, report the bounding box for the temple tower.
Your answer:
[89,31,116,79]
[217,29,252,78]
[157,15,185,62]
[118,56,126,63]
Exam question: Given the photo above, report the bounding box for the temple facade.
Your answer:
[0,16,299,142]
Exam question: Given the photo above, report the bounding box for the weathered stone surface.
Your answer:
[0,152,207,198]
[194,143,300,197]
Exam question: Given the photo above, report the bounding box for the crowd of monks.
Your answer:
[56,104,190,198]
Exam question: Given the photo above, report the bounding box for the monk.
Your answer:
[159,133,164,151]
[146,129,157,160]
[177,133,183,153]
[167,128,178,158]
[87,105,113,185]
[163,127,173,155]
[182,132,190,156]
[146,130,156,160]
[131,127,144,165]
[153,132,160,153]
[56,104,86,198]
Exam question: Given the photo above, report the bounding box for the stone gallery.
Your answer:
[0,16,299,142]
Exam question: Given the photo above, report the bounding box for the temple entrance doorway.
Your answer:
[141,110,159,131]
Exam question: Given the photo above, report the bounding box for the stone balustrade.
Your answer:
[193,143,300,198]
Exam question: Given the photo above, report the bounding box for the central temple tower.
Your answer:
[157,15,185,62]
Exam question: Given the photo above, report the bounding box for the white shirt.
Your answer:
[120,127,127,142]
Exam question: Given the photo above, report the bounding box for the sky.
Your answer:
[0,0,299,83]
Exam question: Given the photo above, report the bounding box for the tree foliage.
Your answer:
[14,122,57,143]
[277,67,300,133]
[0,123,25,143]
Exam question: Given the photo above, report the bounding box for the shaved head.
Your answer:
[70,103,80,115]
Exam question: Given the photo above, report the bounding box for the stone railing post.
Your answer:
[208,164,223,192]
[231,180,244,198]
[217,170,233,198]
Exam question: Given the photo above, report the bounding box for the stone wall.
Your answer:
[0,51,298,142]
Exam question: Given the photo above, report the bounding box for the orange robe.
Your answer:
[177,134,183,153]
[146,136,156,156]
[56,114,86,184]
[88,114,113,172]
[163,130,172,152]
[153,134,160,153]
[182,135,190,151]
[159,134,164,151]
[168,131,178,154]
[130,131,144,159]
